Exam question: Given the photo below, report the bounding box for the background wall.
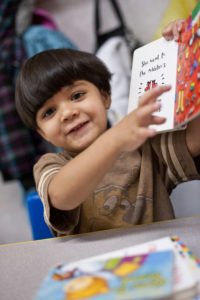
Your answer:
[1,0,200,244]
[35,0,170,51]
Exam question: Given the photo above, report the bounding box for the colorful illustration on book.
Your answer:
[35,235,200,300]
[36,251,173,300]
[128,2,200,133]
[171,236,200,268]
[144,80,158,92]
[174,13,200,126]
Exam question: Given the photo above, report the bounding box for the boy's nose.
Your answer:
[60,103,79,122]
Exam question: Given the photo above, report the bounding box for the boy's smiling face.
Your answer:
[36,80,111,154]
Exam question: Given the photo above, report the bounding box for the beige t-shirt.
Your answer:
[34,130,199,236]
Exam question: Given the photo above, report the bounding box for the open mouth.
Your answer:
[69,121,89,134]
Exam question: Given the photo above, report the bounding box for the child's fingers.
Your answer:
[136,127,157,140]
[177,19,184,31]
[135,101,162,124]
[151,115,166,125]
[162,19,184,41]
[172,21,183,41]
[138,105,166,127]
[162,21,175,40]
[175,19,185,41]
[139,85,171,107]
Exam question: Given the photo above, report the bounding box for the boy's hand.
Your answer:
[162,19,184,41]
[114,85,171,153]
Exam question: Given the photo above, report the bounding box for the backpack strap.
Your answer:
[94,0,142,53]
[95,0,126,40]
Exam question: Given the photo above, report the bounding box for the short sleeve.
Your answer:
[33,153,80,236]
[151,130,200,191]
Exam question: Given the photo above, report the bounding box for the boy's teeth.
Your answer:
[73,124,82,131]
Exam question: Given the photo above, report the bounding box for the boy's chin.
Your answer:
[63,131,102,154]
[65,142,92,155]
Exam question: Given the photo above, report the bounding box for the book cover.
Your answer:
[128,2,200,132]
[171,236,200,299]
[87,236,200,299]
[35,250,174,300]
[35,236,200,300]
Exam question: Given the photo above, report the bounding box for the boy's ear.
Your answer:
[101,91,111,109]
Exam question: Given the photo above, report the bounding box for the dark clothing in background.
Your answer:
[0,0,52,189]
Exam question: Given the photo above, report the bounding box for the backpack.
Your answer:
[94,0,142,125]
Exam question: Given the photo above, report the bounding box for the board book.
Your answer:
[35,236,200,300]
[128,2,200,132]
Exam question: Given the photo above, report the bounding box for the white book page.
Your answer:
[128,37,178,132]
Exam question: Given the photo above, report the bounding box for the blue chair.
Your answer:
[26,191,53,240]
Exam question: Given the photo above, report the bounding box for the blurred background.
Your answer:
[0,0,199,244]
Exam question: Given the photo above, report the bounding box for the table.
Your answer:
[0,215,200,300]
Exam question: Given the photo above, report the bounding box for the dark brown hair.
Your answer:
[15,48,111,129]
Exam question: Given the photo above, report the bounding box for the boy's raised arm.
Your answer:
[48,86,169,211]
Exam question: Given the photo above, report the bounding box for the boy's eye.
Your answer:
[71,92,85,101]
[42,107,55,119]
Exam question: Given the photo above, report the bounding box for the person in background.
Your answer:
[15,19,200,236]
[0,0,77,194]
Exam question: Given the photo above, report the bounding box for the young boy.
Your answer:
[15,20,200,236]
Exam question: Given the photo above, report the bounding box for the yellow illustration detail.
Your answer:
[176,90,185,113]
[114,261,140,277]
[64,276,108,299]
